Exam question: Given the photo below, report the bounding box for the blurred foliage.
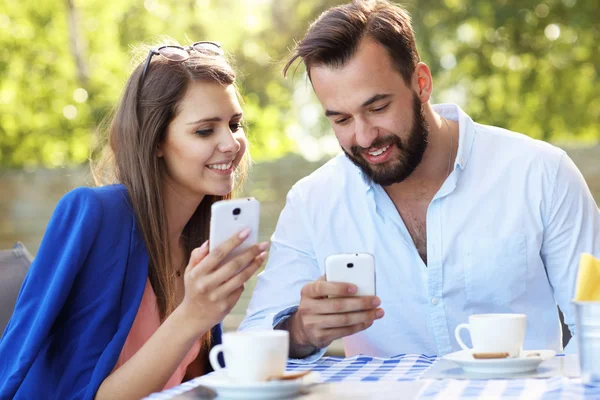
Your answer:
[409,0,600,144]
[0,0,598,168]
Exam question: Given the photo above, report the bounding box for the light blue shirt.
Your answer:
[240,104,600,360]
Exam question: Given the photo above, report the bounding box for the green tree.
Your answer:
[410,0,600,142]
[0,0,598,169]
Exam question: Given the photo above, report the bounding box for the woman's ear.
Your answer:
[156,142,164,158]
[412,62,433,103]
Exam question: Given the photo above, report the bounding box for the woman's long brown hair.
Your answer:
[92,43,249,354]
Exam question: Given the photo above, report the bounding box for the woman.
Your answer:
[0,40,268,399]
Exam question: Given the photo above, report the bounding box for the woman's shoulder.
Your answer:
[59,184,129,205]
[56,184,133,219]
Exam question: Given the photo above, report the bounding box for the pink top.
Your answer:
[112,279,201,390]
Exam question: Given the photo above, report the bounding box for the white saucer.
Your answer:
[443,350,556,375]
[197,369,321,399]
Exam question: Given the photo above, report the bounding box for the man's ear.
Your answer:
[412,62,433,103]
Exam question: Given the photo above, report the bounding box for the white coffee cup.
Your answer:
[209,330,289,382]
[454,313,527,357]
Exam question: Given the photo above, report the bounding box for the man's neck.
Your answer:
[385,108,458,202]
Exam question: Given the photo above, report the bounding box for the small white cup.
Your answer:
[209,330,289,382]
[454,313,527,357]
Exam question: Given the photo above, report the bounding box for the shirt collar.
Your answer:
[432,103,475,172]
[337,155,373,193]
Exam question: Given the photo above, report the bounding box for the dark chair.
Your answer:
[0,242,33,335]
[559,307,572,348]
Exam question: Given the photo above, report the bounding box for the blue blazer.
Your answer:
[0,184,221,399]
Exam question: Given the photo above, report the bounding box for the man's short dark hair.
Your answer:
[284,0,421,85]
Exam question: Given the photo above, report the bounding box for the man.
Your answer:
[239,0,600,360]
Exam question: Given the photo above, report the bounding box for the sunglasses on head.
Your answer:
[139,41,223,86]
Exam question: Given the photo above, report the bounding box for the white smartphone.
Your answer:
[325,253,376,296]
[209,198,260,263]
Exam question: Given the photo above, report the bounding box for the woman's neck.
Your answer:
[161,180,205,250]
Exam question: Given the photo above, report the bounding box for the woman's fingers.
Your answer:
[190,228,252,277]
[213,251,267,298]
[208,242,269,287]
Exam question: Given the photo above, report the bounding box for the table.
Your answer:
[146,354,600,399]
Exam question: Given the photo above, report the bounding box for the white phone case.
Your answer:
[209,198,260,262]
[325,253,376,296]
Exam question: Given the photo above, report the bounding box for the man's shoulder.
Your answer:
[474,123,566,162]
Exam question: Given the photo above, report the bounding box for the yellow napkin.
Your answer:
[574,253,600,301]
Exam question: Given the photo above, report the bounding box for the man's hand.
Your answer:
[282,276,384,358]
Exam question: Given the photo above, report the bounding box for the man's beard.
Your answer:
[343,93,429,186]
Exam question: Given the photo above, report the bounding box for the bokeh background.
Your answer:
[1,0,599,352]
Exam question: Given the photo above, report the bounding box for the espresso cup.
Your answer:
[209,330,289,382]
[454,313,527,357]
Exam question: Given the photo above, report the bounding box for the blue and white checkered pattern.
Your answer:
[145,354,600,399]
[419,377,600,399]
[286,353,435,382]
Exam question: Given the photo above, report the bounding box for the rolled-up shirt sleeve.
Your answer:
[239,186,326,361]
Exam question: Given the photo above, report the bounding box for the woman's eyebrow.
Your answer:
[187,112,243,125]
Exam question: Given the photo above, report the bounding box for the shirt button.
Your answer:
[431,297,439,305]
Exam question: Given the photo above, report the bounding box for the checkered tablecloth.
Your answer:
[285,353,436,381]
[146,354,600,399]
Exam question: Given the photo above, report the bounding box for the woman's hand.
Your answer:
[179,228,269,334]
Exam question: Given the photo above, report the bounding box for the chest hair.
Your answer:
[399,208,427,264]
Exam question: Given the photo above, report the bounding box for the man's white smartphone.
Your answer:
[325,253,376,296]
[209,198,260,263]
